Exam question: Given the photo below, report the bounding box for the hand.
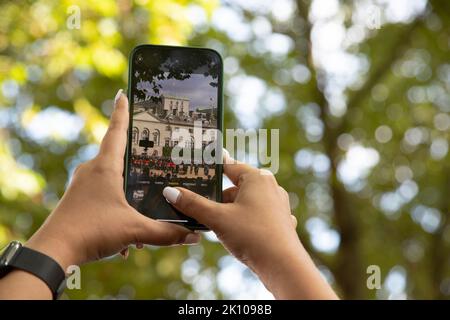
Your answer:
[162,154,299,275]
[162,153,338,299]
[26,90,200,271]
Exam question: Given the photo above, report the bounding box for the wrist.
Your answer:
[26,229,83,272]
[251,241,337,299]
[251,241,305,290]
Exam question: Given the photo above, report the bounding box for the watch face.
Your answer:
[0,241,22,266]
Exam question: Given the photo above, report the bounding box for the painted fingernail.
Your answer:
[223,148,235,164]
[222,148,230,163]
[291,215,298,228]
[114,89,123,105]
[136,243,144,249]
[163,187,180,204]
[120,247,129,260]
[183,233,200,245]
[259,168,273,176]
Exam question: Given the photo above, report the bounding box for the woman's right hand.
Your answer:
[162,152,338,299]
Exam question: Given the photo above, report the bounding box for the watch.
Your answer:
[0,241,66,299]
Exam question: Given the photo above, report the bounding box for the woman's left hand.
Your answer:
[26,90,200,271]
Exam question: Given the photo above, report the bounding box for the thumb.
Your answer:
[162,186,224,229]
[133,213,200,246]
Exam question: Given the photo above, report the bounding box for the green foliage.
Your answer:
[0,0,449,299]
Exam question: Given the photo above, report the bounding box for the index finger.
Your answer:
[223,149,259,185]
[99,89,129,159]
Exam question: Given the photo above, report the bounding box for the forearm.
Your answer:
[256,243,339,300]
[0,230,78,300]
[0,269,53,300]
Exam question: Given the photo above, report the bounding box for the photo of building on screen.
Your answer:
[131,94,217,159]
[127,93,218,206]
[126,56,221,216]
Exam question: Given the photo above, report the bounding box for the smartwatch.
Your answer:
[0,241,66,299]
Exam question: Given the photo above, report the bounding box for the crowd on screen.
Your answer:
[129,155,213,182]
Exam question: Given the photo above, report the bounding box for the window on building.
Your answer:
[132,127,139,144]
[142,128,149,140]
[186,138,194,149]
[153,130,160,146]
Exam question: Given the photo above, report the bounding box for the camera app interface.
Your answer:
[127,48,220,222]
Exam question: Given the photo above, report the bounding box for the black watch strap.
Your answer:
[5,245,66,299]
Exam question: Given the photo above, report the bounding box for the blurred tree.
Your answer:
[0,0,222,300]
[0,0,449,300]
[189,0,450,299]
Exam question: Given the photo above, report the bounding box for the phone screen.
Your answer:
[125,45,223,230]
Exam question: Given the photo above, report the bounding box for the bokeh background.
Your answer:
[1,0,449,299]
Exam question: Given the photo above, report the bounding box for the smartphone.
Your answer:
[124,45,223,231]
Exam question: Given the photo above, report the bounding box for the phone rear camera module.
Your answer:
[136,54,143,64]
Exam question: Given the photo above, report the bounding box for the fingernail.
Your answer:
[183,233,200,245]
[114,89,123,105]
[223,148,230,161]
[259,168,274,176]
[136,243,144,249]
[120,247,129,260]
[163,187,180,204]
[223,148,233,164]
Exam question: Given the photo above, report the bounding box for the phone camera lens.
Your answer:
[136,54,143,64]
